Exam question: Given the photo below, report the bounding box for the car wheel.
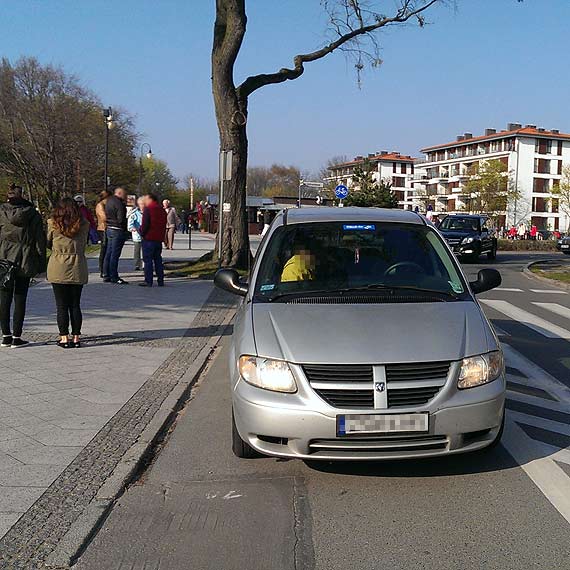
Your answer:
[487,243,497,260]
[232,409,260,459]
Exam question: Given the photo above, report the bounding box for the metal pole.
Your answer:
[139,156,143,193]
[218,152,224,267]
[298,180,303,208]
[104,123,109,191]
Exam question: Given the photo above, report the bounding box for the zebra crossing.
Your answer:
[500,343,570,524]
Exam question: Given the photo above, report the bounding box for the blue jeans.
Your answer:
[104,228,126,282]
[142,240,164,285]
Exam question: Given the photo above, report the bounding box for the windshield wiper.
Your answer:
[264,284,458,302]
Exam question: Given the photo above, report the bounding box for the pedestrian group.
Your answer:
[0,184,177,349]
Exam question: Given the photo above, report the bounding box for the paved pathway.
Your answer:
[0,234,216,539]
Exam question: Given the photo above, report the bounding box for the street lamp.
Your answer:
[139,143,153,193]
[103,107,114,190]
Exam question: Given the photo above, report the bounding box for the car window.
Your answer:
[440,217,479,231]
[481,218,489,232]
[253,222,466,300]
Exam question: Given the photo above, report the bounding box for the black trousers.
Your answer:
[52,284,84,336]
[0,275,31,337]
[98,230,107,277]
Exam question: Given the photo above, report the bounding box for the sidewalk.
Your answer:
[0,234,229,558]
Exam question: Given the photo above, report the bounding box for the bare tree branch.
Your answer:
[237,0,440,98]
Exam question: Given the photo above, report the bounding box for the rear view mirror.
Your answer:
[214,268,248,297]
[470,269,501,294]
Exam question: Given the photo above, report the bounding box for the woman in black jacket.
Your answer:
[0,185,46,348]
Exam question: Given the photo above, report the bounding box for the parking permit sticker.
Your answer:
[260,284,275,292]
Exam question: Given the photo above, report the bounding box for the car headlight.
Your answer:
[458,351,504,389]
[238,356,297,393]
[462,236,476,244]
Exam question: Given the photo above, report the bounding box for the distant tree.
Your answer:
[245,164,300,197]
[553,165,570,231]
[140,156,179,198]
[344,160,398,208]
[0,57,138,209]
[464,159,521,218]
[212,0,444,267]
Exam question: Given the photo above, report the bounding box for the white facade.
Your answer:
[327,152,420,209]
[415,124,570,231]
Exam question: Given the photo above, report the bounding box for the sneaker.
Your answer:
[111,278,129,285]
[138,282,152,287]
[1,336,13,348]
[157,281,164,287]
[11,338,29,348]
[103,277,112,283]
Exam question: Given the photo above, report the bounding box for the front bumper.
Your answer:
[233,371,506,461]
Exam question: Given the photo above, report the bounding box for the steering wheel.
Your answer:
[384,261,425,277]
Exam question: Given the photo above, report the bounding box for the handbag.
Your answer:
[0,259,16,289]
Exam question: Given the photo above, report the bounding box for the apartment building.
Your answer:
[415,123,570,230]
[327,152,418,209]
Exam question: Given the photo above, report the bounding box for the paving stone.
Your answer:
[0,464,64,487]
[0,514,21,539]
[0,487,46,512]
[6,444,83,466]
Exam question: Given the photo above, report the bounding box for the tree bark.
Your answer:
[212,0,251,268]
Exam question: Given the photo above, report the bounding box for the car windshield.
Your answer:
[439,217,480,231]
[254,221,466,301]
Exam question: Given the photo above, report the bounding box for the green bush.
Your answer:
[498,239,557,251]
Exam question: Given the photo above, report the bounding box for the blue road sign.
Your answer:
[335,184,349,199]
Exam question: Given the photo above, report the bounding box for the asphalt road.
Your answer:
[77,251,570,570]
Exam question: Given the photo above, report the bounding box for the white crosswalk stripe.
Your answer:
[481,299,570,339]
[495,287,524,292]
[530,289,566,294]
[533,302,570,321]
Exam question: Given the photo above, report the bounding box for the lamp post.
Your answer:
[103,107,114,190]
[139,143,153,194]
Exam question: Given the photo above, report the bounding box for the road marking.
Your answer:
[503,419,570,526]
[481,300,570,339]
[496,287,524,292]
[533,302,570,321]
[530,289,566,294]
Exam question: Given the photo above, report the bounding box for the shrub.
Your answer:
[498,239,557,251]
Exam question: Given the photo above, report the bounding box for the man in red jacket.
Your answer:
[139,193,167,287]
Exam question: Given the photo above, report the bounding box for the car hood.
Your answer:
[252,301,492,364]
[440,230,478,240]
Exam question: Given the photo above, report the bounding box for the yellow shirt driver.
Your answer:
[281,246,316,282]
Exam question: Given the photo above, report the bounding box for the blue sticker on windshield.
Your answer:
[343,224,376,231]
[260,284,275,292]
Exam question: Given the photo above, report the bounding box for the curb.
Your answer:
[45,309,235,569]
[523,259,570,292]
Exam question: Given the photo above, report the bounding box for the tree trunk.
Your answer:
[212,0,251,269]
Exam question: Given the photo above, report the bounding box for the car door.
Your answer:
[480,217,492,252]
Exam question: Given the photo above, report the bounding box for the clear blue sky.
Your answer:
[2,0,569,181]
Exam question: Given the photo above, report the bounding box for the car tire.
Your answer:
[232,409,260,459]
[487,243,497,260]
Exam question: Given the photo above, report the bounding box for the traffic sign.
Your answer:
[335,184,349,199]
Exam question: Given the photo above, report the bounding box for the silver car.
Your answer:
[215,207,505,461]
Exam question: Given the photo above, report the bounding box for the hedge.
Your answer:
[497,239,557,251]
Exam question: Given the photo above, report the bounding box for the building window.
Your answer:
[392,162,397,173]
[532,197,547,212]
[533,178,549,193]
[557,140,563,156]
[535,139,552,154]
[534,158,550,174]
[401,163,407,174]
[552,198,559,213]
[392,176,406,187]
[558,160,563,175]
[411,163,414,174]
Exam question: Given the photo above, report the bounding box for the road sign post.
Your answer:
[218,150,233,266]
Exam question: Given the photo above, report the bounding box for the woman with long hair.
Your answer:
[95,189,112,278]
[0,184,46,348]
[47,197,89,348]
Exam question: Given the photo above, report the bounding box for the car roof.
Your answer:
[443,214,485,219]
[283,207,426,226]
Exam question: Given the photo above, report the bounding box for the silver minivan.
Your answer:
[215,207,505,460]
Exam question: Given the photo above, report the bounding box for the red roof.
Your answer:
[330,152,416,170]
[421,127,570,152]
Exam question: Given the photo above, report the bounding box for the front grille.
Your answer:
[303,364,373,384]
[308,435,449,457]
[386,361,450,382]
[303,362,450,410]
[287,295,444,304]
[388,386,442,408]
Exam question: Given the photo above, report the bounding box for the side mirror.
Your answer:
[470,268,501,295]
[214,268,248,297]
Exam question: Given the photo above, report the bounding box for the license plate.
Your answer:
[337,413,429,436]
[562,244,569,249]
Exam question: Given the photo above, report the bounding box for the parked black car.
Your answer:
[557,236,570,254]
[438,214,497,261]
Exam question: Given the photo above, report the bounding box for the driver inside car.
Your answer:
[281,237,317,282]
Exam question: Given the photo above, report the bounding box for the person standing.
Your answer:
[127,197,145,271]
[162,199,180,250]
[103,187,129,284]
[0,184,46,348]
[95,189,111,278]
[47,198,89,348]
[139,194,167,287]
[180,209,188,234]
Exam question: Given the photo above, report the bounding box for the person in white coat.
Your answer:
[127,197,145,271]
